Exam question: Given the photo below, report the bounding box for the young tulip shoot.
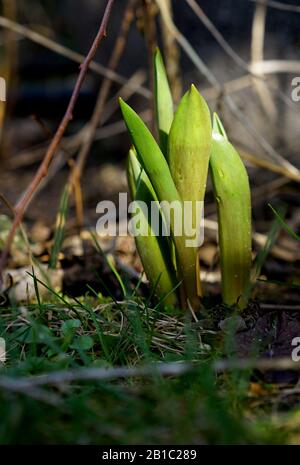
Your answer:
[127,149,178,306]
[168,84,212,296]
[120,98,200,309]
[210,113,252,309]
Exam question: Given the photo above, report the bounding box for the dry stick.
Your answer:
[70,0,138,227]
[248,0,300,13]
[160,0,182,103]
[0,13,298,98]
[251,60,300,75]
[260,304,300,311]
[251,0,277,122]
[0,9,297,105]
[185,0,300,80]
[235,144,300,183]
[142,0,157,133]
[39,72,147,198]
[9,70,147,170]
[186,0,298,120]
[0,0,115,286]
[0,14,150,99]
[204,218,300,262]
[0,0,17,149]
[251,176,289,202]
[0,358,299,393]
[185,0,300,118]
[10,74,251,170]
[185,0,253,75]
[156,0,300,180]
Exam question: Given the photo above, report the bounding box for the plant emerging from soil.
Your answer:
[120,49,252,310]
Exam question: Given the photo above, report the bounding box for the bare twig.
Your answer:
[235,144,300,183]
[251,0,277,121]
[0,14,150,99]
[156,0,300,181]
[9,70,147,170]
[0,0,116,285]
[251,60,300,75]
[160,0,182,102]
[0,358,299,394]
[185,0,252,75]
[185,0,300,120]
[0,378,62,406]
[260,304,300,311]
[248,0,300,13]
[142,0,157,132]
[70,0,138,226]
[0,0,17,148]
[204,218,300,262]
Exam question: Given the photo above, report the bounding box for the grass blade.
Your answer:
[269,204,300,242]
[49,184,71,269]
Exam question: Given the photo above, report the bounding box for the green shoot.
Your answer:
[168,84,212,296]
[120,98,201,309]
[210,113,252,309]
[127,149,178,306]
[120,50,253,312]
[153,48,174,157]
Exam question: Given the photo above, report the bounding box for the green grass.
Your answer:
[0,285,295,445]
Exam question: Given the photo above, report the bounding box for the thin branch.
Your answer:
[9,70,147,170]
[185,0,300,122]
[155,0,219,88]
[204,218,300,262]
[248,0,300,13]
[251,0,277,121]
[185,0,300,119]
[29,73,148,202]
[70,0,138,226]
[0,0,116,286]
[142,0,157,133]
[251,60,300,74]
[0,380,62,406]
[156,0,300,180]
[0,358,299,393]
[0,14,150,99]
[160,0,182,102]
[260,303,300,311]
[235,143,300,183]
[185,0,252,75]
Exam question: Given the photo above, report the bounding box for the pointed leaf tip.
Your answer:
[213,112,228,140]
[153,47,173,158]
[154,47,161,59]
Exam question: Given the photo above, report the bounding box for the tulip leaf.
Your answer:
[120,98,201,309]
[169,84,212,206]
[127,150,178,305]
[168,84,212,297]
[153,48,174,158]
[210,114,252,308]
[212,112,228,140]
